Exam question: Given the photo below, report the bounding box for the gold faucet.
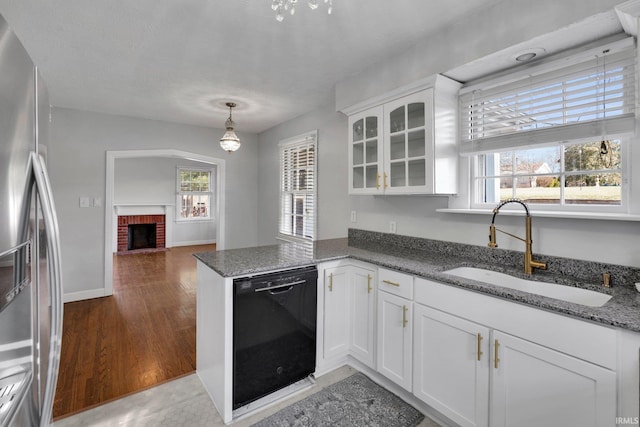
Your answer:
[489,199,547,275]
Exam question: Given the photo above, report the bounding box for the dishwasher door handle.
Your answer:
[254,279,307,293]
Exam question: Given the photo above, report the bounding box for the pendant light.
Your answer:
[220,102,241,153]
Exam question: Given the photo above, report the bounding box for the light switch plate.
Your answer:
[79,197,91,208]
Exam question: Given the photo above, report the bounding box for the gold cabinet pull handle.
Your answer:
[383,172,388,189]
[477,333,483,361]
[367,274,373,294]
[376,173,381,190]
[328,272,333,292]
[494,339,500,369]
[402,305,408,328]
[382,279,400,287]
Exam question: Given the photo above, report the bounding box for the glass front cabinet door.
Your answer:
[348,106,384,194]
[346,76,460,195]
[383,89,434,194]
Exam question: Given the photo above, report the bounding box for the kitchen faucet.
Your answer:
[488,198,547,275]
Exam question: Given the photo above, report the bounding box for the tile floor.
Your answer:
[53,366,442,427]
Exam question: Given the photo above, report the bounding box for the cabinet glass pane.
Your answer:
[365,165,378,188]
[353,119,364,141]
[365,139,378,163]
[353,166,364,188]
[407,103,425,129]
[390,134,405,160]
[365,117,378,138]
[407,129,425,158]
[353,142,364,165]
[390,161,406,187]
[389,106,405,133]
[408,159,426,186]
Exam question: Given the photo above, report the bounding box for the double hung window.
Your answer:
[279,131,317,241]
[459,37,636,211]
[177,168,213,220]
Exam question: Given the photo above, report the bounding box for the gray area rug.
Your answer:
[251,373,425,427]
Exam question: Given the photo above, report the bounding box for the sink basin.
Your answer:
[443,267,612,307]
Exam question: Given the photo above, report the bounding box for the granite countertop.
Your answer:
[194,231,640,333]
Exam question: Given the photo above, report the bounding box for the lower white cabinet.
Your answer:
[413,275,618,427]
[377,290,412,391]
[320,263,376,369]
[491,331,616,427]
[350,266,376,368]
[413,304,490,427]
[323,266,350,361]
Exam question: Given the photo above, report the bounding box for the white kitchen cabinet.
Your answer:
[413,304,490,427]
[491,331,616,427]
[377,290,412,391]
[350,265,376,368]
[348,106,383,194]
[345,75,461,195]
[383,89,434,194]
[414,276,618,427]
[322,266,350,361]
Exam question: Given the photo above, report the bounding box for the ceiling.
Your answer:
[0,0,626,134]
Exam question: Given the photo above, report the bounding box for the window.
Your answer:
[279,131,317,241]
[459,37,636,211]
[177,168,213,220]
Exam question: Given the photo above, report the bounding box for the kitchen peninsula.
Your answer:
[194,229,640,426]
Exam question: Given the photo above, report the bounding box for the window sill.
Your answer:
[436,208,640,222]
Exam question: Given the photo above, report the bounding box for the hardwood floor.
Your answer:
[52,244,215,419]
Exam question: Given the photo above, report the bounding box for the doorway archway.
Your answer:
[104,149,225,296]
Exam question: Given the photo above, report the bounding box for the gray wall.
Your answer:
[335,0,624,110]
[50,107,258,296]
[257,0,640,268]
[114,157,217,246]
[257,97,348,244]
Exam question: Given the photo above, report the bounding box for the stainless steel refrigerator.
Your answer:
[0,13,63,427]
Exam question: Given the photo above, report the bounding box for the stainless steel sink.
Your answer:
[443,266,612,307]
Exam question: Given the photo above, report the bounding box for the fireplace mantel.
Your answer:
[114,204,174,216]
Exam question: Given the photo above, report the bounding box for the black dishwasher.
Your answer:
[233,266,317,410]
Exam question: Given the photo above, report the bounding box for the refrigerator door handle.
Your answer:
[30,152,63,427]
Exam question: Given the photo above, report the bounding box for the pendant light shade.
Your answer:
[220,102,241,152]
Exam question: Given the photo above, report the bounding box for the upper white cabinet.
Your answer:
[348,106,384,194]
[345,75,461,195]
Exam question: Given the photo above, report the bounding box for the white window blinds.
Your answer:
[279,131,317,241]
[459,38,636,155]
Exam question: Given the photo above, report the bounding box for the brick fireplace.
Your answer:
[117,214,166,252]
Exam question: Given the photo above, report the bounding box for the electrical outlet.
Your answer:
[350,210,357,222]
[389,221,397,234]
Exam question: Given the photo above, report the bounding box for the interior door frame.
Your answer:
[104,149,225,297]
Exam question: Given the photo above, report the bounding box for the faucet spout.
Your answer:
[488,198,547,275]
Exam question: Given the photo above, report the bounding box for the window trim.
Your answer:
[176,166,214,222]
[278,130,318,242]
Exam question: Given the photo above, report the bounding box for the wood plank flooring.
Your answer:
[52,244,215,419]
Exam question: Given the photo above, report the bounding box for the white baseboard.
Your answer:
[171,239,216,247]
[63,288,108,303]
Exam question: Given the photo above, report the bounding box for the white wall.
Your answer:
[257,97,348,244]
[114,157,217,246]
[50,107,258,297]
